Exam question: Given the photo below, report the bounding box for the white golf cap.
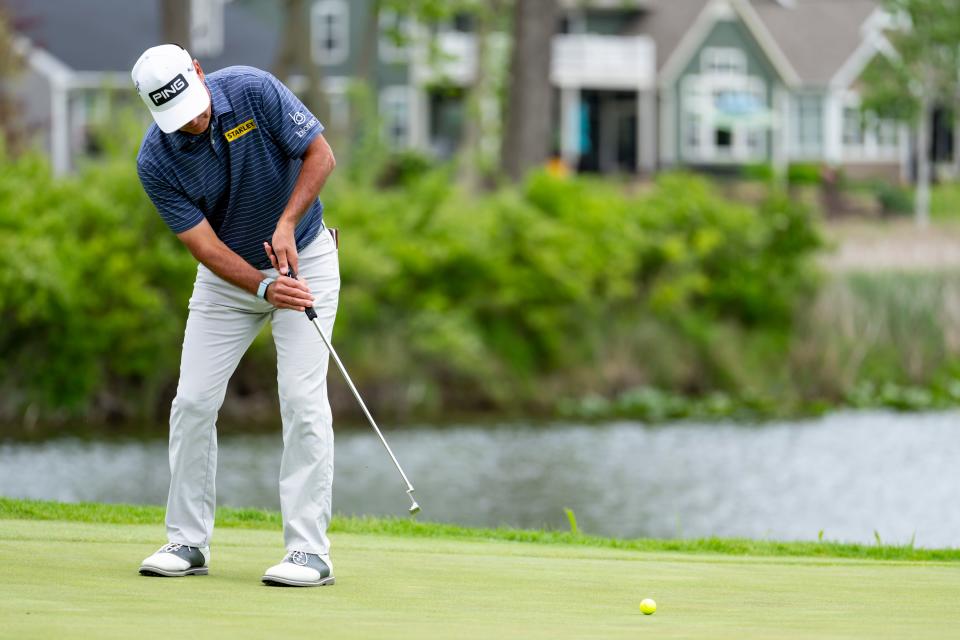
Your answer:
[132,44,210,134]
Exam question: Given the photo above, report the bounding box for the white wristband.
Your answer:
[257,277,275,300]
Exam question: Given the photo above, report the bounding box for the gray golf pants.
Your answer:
[165,228,339,555]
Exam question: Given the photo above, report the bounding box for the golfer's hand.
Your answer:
[270,222,299,277]
[263,243,314,311]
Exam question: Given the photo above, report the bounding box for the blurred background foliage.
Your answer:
[5,113,960,426]
[0,113,831,424]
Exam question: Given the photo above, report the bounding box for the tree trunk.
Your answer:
[459,4,493,188]
[501,0,558,182]
[916,95,932,228]
[274,0,327,124]
[358,0,381,86]
[161,0,191,48]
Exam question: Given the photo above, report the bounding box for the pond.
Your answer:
[2,411,958,548]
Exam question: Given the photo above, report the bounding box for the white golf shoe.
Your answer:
[262,550,335,587]
[139,543,210,577]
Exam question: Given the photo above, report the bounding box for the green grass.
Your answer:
[932,181,960,220]
[4,497,960,562]
[2,506,960,639]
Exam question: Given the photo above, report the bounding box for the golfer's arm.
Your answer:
[276,134,336,230]
[177,219,265,295]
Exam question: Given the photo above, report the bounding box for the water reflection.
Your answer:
[2,411,958,547]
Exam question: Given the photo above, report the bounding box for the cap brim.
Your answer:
[151,84,211,134]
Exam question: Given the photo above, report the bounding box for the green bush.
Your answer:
[0,149,196,418]
[741,163,774,182]
[868,180,913,215]
[0,142,825,421]
[787,163,821,186]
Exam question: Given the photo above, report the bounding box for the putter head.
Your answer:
[407,490,421,515]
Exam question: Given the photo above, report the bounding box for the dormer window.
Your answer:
[702,47,746,76]
[190,0,226,56]
[311,0,349,66]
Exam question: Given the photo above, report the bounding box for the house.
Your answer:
[647,0,906,181]
[291,0,914,180]
[6,0,277,174]
[5,0,932,182]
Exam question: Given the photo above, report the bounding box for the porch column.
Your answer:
[823,89,843,165]
[772,84,789,182]
[559,85,580,169]
[638,88,656,174]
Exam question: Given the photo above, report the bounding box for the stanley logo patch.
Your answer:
[224,119,257,142]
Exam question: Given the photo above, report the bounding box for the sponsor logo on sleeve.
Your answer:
[224,118,258,142]
[289,111,319,138]
[149,74,188,106]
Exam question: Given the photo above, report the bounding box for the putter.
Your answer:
[272,249,420,515]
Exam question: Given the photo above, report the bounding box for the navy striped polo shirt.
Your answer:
[137,66,325,269]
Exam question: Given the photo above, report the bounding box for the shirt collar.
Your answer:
[170,78,234,150]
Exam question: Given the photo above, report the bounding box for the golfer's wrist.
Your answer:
[257,277,276,300]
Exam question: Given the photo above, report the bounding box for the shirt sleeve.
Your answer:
[137,162,205,234]
[257,71,325,158]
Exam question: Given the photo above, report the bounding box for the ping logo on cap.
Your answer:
[150,73,188,106]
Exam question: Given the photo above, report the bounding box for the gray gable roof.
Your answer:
[750,0,878,85]
[7,0,278,75]
[628,0,712,72]
[629,0,878,86]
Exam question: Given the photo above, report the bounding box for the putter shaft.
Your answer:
[271,251,420,514]
[308,312,420,514]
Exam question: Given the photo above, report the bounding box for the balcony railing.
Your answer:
[412,32,656,91]
[551,34,655,90]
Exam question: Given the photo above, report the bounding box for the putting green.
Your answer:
[1,518,958,639]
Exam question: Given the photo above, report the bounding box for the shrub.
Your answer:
[868,180,913,215]
[0,147,825,421]
[741,162,774,182]
[787,163,821,186]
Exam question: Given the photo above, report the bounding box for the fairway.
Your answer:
[1,518,958,639]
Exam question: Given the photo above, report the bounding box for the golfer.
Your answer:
[132,44,338,587]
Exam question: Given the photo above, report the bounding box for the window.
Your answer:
[380,9,411,63]
[702,48,746,76]
[684,111,701,151]
[746,128,762,156]
[792,94,822,155]
[190,0,226,56]
[876,119,898,148]
[311,0,349,65]
[715,127,732,150]
[381,87,411,148]
[842,107,863,146]
[452,12,475,33]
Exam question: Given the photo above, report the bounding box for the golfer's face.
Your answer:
[178,59,211,135]
[179,106,211,135]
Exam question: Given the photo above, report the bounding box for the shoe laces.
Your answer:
[160,543,184,553]
[288,550,308,566]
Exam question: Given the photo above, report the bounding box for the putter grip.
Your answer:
[268,242,317,320]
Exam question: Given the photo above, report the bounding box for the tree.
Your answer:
[501,0,557,182]
[161,0,191,46]
[273,0,327,125]
[862,0,960,227]
[0,5,23,154]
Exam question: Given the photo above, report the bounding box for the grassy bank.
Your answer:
[2,498,958,562]
[2,500,959,639]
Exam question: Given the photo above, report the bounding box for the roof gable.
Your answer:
[656,0,800,87]
[7,0,278,75]
[750,0,880,86]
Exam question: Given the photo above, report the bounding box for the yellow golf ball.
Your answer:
[639,598,657,615]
